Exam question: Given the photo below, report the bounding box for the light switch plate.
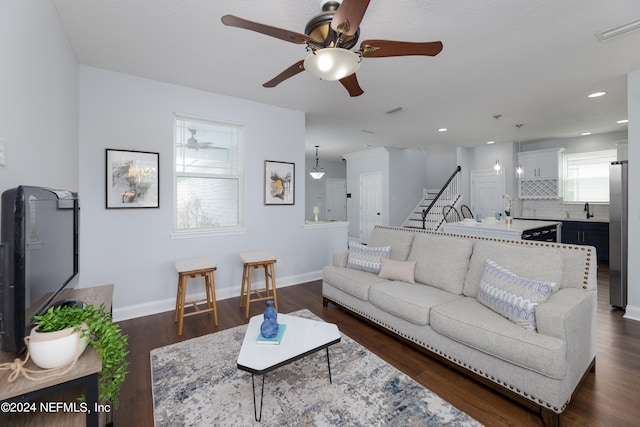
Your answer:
[0,143,6,166]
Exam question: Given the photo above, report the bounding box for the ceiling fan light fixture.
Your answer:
[304,48,361,81]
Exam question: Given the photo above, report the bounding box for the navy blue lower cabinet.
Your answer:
[560,220,609,264]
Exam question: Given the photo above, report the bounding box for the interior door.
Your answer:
[326,178,347,221]
[471,169,505,219]
[360,172,383,243]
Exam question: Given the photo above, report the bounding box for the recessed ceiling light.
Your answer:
[588,91,606,98]
[487,140,496,145]
[617,119,629,124]
[581,132,592,136]
[438,128,447,132]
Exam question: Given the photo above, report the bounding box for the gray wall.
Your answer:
[79,67,347,318]
[0,1,79,191]
[389,148,428,227]
[343,147,427,240]
[1,3,348,322]
[304,157,346,220]
[626,69,640,321]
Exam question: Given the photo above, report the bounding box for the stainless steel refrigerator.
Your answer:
[610,160,628,308]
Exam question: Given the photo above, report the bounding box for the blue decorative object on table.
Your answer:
[260,301,279,338]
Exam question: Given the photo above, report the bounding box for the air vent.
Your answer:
[385,106,407,114]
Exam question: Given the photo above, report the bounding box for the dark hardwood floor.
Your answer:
[114,265,640,426]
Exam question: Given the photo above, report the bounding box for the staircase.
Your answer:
[403,166,462,231]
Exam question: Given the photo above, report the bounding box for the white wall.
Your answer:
[0,1,79,191]
[626,69,640,321]
[78,67,347,319]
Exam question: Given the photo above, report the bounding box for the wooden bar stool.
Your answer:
[239,251,278,318]
[174,257,219,335]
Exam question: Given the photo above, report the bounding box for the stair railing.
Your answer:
[421,166,462,230]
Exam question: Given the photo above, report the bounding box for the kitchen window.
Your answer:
[174,114,244,236]
[562,149,616,203]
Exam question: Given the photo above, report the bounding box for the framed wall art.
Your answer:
[106,149,159,209]
[264,160,294,205]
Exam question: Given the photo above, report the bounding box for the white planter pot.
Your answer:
[28,323,89,369]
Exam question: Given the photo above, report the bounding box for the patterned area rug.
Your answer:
[150,309,482,426]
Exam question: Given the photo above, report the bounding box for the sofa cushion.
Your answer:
[378,258,416,284]
[345,242,390,274]
[431,297,567,379]
[407,234,473,294]
[368,227,415,261]
[477,259,558,332]
[463,240,564,298]
[322,266,389,301]
[369,281,461,325]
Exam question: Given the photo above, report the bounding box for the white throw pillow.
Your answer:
[477,259,558,332]
[378,258,416,284]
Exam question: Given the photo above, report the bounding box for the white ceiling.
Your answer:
[52,0,640,160]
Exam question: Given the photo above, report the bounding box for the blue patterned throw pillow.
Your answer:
[345,242,391,274]
[477,259,558,332]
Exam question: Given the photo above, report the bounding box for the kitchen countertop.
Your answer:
[441,219,562,241]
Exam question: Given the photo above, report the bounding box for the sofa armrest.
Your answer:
[333,251,348,268]
[536,288,595,340]
[536,287,597,379]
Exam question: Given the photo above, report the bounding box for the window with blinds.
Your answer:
[174,114,243,233]
[562,149,616,203]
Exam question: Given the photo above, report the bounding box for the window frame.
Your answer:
[562,149,616,204]
[172,113,245,238]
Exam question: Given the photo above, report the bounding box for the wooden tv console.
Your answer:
[0,284,113,427]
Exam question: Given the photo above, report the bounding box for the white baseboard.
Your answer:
[623,304,640,322]
[112,270,322,322]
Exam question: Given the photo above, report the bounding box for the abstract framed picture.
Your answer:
[264,160,295,205]
[106,149,159,209]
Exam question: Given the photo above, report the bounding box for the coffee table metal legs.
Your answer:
[251,374,266,422]
[326,347,333,384]
[249,348,334,422]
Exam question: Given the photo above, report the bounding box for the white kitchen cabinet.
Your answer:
[518,148,563,179]
[518,148,565,199]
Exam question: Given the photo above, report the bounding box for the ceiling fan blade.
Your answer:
[263,60,306,88]
[339,73,364,97]
[221,15,312,44]
[360,39,443,58]
[331,0,370,36]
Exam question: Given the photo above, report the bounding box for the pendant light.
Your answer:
[309,145,325,180]
[515,123,524,177]
[493,115,503,175]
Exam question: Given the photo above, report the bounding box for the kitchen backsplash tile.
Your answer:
[515,199,609,221]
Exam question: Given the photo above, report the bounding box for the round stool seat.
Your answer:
[175,257,217,273]
[239,251,276,264]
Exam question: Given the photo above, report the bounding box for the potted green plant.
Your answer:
[32,303,129,408]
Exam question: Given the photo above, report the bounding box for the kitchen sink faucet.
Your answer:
[584,202,594,219]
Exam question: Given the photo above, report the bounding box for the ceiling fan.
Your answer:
[221,0,443,97]
[178,129,226,151]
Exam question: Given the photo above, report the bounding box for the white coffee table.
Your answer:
[237,312,341,421]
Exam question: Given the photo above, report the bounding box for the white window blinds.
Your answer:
[174,115,243,232]
[563,149,616,203]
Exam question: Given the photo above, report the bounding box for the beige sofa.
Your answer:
[322,226,597,427]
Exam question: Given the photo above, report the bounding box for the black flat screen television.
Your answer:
[0,186,79,353]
